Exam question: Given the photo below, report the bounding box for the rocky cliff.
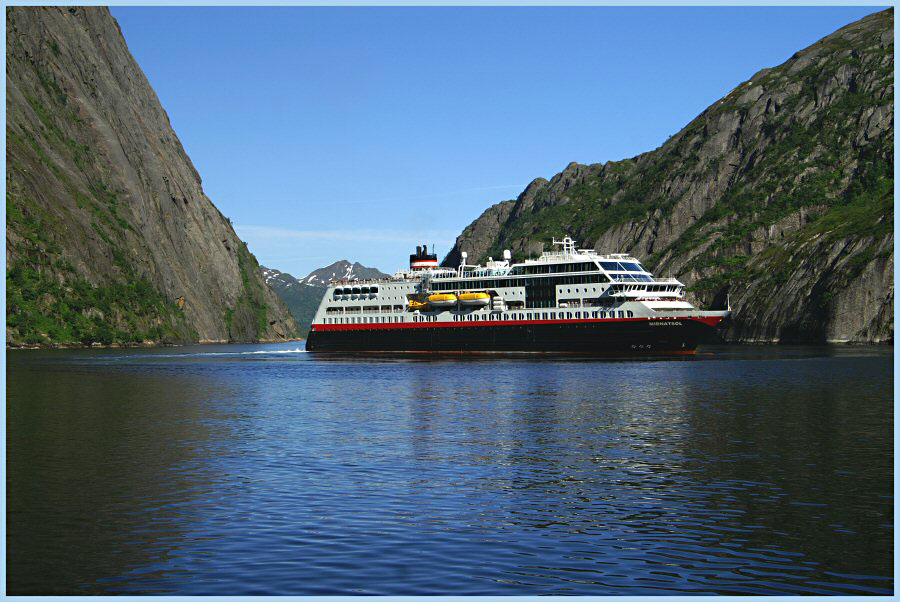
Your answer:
[7,7,298,346]
[443,9,893,344]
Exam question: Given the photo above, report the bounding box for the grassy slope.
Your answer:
[478,10,892,294]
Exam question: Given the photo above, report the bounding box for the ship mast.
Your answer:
[552,235,578,258]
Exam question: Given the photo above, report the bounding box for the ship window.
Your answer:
[627,311,633,318]
[617,311,624,318]
[371,286,378,294]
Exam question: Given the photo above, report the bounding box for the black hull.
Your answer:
[306,319,717,355]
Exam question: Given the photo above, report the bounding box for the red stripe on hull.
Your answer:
[311,315,723,332]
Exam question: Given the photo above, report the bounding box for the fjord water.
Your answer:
[7,344,892,595]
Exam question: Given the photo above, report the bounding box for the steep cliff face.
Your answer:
[6,7,298,345]
[443,9,893,343]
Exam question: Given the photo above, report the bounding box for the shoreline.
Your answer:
[6,339,890,351]
[6,337,306,351]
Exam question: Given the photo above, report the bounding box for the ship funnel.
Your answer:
[409,242,439,270]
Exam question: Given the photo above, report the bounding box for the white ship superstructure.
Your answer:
[306,236,729,354]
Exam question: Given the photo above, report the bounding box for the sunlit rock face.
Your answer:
[443,9,893,344]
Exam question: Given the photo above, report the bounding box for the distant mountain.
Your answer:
[262,261,389,336]
[303,261,390,286]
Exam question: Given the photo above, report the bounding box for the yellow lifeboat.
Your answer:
[407,299,429,311]
[427,293,458,307]
[458,292,491,306]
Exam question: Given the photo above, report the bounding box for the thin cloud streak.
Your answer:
[302,183,527,206]
[236,225,459,244]
[236,225,461,276]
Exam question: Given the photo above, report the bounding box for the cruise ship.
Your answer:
[305,236,729,354]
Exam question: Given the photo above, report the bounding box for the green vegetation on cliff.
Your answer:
[223,244,270,341]
[6,43,196,345]
[444,8,893,343]
[6,7,297,346]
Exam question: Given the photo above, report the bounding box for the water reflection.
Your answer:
[6,345,893,595]
[7,352,244,594]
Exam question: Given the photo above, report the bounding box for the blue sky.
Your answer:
[111,6,883,277]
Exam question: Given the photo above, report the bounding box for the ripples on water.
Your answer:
[6,344,893,595]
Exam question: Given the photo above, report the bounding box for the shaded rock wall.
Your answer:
[7,7,297,345]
